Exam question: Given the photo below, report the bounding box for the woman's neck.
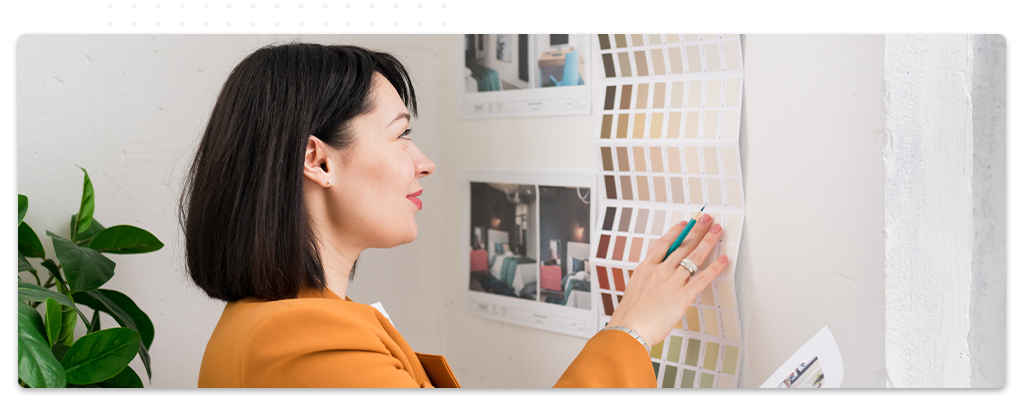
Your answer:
[317,240,361,300]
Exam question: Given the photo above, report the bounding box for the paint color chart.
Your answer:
[593,34,745,388]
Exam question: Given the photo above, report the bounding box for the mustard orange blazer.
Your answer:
[198,287,656,387]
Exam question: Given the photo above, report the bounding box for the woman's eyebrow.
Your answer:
[387,112,410,127]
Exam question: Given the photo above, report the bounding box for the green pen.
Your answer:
[663,205,706,262]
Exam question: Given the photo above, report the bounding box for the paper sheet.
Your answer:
[592,34,746,388]
[759,326,844,388]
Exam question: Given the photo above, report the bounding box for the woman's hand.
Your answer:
[606,213,730,348]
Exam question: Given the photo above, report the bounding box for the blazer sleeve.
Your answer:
[238,303,421,388]
[553,329,658,388]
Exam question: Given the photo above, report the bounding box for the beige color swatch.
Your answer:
[706,79,721,108]
[666,147,682,173]
[630,34,645,46]
[703,147,720,174]
[653,82,666,108]
[688,177,704,204]
[684,111,700,138]
[632,147,647,172]
[725,77,741,107]
[650,112,664,138]
[722,109,739,139]
[653,177,667,202]
[725,178,741,207]
[651,48,666,75]
[616,147,630,171]
[688,80,703,108]
[704,43,722,71]
[632,113,647,138]
[724,214,742,243]
[668,47,685,74]
[722,146,739,175]
[724,40,741,70]
[686,306,700,332]
[634,175,651,202]
[671,177,686,204]
[667,112,682,138]
[703,308,720,336]
[635,83,649,109]
[717,281,735,309]
[721,311,740,340]
[707,178,723,206]
[670,81,685,108]
[634,50,649,76]
[703,111,719,138]
[686,45,702,73]
[618,52,633,77]
[616,113,629,138]
[685,147,700,174]
[649,146,664,172]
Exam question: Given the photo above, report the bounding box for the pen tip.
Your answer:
[700,205,706,211]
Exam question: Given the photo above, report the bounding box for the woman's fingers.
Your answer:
[663,221,719,271]
[646,213,715,266]
[684,223,724,266]
[643,219,687,264]
[686,254,730,293]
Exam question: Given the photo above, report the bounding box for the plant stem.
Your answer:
[29,270,41,286]
[43,275,55,288]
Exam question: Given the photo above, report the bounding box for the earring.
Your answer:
[327,180,332,187]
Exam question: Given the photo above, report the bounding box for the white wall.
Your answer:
[17,34,1000,388]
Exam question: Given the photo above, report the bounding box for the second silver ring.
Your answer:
[679,258,698,276]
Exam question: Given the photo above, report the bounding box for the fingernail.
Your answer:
[718,255,728,263]
[676,219,687,227]
[711,224,721,234]
[700,214,710,224]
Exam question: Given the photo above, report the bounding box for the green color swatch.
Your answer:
[650,340,664,359]
[703,341,721,371]
[681,369,696,388]
[723,345,739,375]
[667,335,683,363]
[699,372,715,388]
[684,338,701,366]
[662,365,678,388]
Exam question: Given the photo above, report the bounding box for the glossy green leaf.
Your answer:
[97,366,143,388]
[18,281,91,330]
[57,306,78,347]
[40,259,68,288]
[18,221,45,259]
[19,252,34,272]
[19,194,28,225]
[43,298,62,348]
[60,327,140,385]
[18,302,67,388]
[89,225,164,254]
[73,166,96,239]
[48,231,115,293]
[70,214,105,247]
[90,309,101,332]
[51,344,70,361]
[75,289,154,349]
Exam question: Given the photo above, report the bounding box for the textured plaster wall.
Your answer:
[883,34,974,388]
[968,34,1006,389]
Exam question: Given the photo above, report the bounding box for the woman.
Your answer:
[181,43,730,388]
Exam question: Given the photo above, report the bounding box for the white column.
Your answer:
[883,34,973,388]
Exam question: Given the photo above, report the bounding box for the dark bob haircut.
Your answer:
[179,43,417,302]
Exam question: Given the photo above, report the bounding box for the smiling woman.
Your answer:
[180,43,730,388]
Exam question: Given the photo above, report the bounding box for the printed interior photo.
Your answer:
[778,356,825,388]
[469,182,539,300]
[535,34,588,88]
[464,34,531,93]
[537,185,592,309]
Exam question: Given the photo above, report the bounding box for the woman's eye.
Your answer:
[399,129,412,140]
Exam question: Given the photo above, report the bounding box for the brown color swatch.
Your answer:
[600,147,614,171]
[634,50,649,76]
[618,207,633,232]
[604,86,617,110]
[628,237,644,263]
[619,84,632,109]
[597,234,611,258]
[616,147,630,172]
[617,52,632,77]
[597,265,610,290]
[598,34,611,50]
[602,206,616,231]
[614,34,628,48]
[617,114,630,138]
[600,114,614,139]
[636,83,649,109]
[602,293,614,316]
[612,267,626,291]
[602,53,616,78]
[612,236,628,261]
[620,175,634,200]
[604,175,617,199]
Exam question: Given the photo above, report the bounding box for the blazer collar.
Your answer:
[296,286,352,302]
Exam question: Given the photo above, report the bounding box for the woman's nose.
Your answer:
[411,144,435,178]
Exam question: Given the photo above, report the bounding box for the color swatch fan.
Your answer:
[591,34,745,388]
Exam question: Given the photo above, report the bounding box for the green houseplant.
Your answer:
[18,167,163,388]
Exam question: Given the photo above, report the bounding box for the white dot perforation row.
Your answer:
[112,1,436,9]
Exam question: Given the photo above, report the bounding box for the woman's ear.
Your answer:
[303,136,333,188]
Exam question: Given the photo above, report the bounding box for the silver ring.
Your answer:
[679,258,698,276]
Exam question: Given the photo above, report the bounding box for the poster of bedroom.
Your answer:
[468,182,592,311]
